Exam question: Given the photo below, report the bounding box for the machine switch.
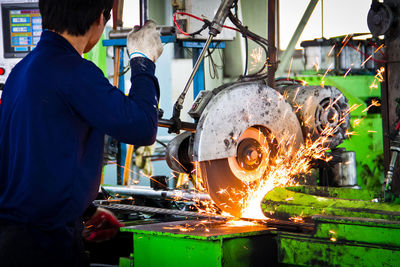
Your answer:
[188,90,214,119]
[0,68,5,76]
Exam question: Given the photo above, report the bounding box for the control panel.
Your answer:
[0,0,41,98]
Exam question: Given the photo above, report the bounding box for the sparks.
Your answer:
[344,68,351,77]
[337,34,352,57]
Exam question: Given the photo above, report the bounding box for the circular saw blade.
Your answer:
[200,159,248,218]
[199,127,272,217]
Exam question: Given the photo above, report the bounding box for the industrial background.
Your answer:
[1,0,400,266]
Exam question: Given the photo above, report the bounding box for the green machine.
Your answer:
[262,186,400,266]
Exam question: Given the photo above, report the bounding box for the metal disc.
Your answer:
[227,127,269,183]
[200,127,272,217]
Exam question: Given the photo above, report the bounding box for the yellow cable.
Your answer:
[123,144,134,185]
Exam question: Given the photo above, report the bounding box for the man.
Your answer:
[0,0,163,266]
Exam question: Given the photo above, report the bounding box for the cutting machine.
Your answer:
[165,80,350,217]
[160,0,351,218]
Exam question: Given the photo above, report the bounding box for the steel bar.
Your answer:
[99,203,226,220]
[100,203,314,232]
[158,119,197,132]
[102,186,211,202]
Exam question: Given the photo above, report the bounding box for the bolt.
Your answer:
[373,14,382,25]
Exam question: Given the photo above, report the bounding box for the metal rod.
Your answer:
[99,203,226,220]
[102,186,211,202]
[178,35,214,107]
[276,0,319,74]
[158,119,197,132]
[139,0,148,26]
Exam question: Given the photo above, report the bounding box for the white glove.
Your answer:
[127,20,163,63]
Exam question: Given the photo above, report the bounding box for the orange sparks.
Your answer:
[289,216,304,223]
[321,63,333,87]
[337,34,352,57]
[361,55,372,67]
[344,68,351,77]
[374,44,384,54]
[370,67,385,91]
[362,99,381,113]
[345,130,357,137]
[328,44,336,57]
[375,67,385,82]
[356,42,361,52]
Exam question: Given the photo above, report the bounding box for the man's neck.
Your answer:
[59,32,89,55]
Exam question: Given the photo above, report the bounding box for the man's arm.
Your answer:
[60,20,163,146]
[61,56,159,146]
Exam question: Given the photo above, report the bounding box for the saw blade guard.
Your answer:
[193,82,304,162]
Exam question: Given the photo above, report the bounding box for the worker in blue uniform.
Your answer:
[0,0,163,266]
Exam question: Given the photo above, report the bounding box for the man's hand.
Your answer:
[127,20,163,62]
[83,208,124,242]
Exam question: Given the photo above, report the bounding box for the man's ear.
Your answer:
[95,13,103,26]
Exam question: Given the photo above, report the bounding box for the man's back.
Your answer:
[0,31,159,230]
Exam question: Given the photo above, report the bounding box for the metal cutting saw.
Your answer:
[160,0,350,218]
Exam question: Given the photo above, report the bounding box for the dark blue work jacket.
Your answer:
[0,31,159,231]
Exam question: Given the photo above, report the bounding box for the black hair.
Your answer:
[39,0,114,36]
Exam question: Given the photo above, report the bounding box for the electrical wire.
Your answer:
[172,10,270,82]
[227,11,270,82]
[173,11,240,37]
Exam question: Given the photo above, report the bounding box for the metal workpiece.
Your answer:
[101,185,211,202]
[278,85,350,149]
[193,82,304,162]
[99,203,225,220]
